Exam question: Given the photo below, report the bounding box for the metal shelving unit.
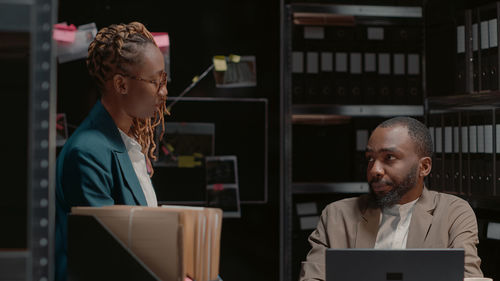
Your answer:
[280,3,424,281]
[292,104,424,116]
[292,182,369,194]
[289,3,422,18]
[427,92,500,110]
[0,0,57,280]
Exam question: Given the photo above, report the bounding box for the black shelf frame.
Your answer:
[0,0,57,280]
[280,3,425,281]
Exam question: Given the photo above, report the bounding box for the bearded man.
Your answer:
[299,117,483,280]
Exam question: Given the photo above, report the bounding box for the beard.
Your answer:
[368,164,418,208]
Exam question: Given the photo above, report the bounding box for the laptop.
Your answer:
[326,249,464,281]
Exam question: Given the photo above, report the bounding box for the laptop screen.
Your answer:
[326,249,464,281]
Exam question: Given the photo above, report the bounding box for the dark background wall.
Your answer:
[57,1,281,280]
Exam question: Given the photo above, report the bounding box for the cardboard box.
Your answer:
[71,205,222,281]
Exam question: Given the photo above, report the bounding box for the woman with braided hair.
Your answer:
[55,22,168,281]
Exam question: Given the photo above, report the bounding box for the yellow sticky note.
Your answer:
[229,54,241,63]
[178,156,196,168]
[213,56,227,71]
[193,152,203,158]
[166,143,175,153]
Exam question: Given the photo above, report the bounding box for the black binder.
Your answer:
[484,120,494,197]
[468,112,482,197]
[377,53,392,104]
[472,10,482,92]
[327,25,356,104]
[456,11,468,94]
[363,52,378,105]
[364,27,384,104]
[349,52,363,104]
[292,51,305,104]
[478,3,500,92]
[393,53,407,105]
[453,118,461,194]
[292,25,306,104]
[496,109,500,196]
[407,53,422,104]
[479,12,490,91]
[354,128,369,181]
[443,113,457,193]
[319,51,334,104]
[429,113,444,191]
[334,52,349,104]
[305,51,320,104]
[460,112,471,195]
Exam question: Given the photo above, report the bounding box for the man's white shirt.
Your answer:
[374,197,419,249]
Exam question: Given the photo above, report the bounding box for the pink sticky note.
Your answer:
[214,183,224,191]
[161,146,169,155]
[53,23,77,43]
[151,32,170,48]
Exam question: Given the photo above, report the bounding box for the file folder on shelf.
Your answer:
[377,52,392,104]
[468,112,483,197]
[320,51,334,103]
[472,10,482,92]
[362,52,378,104]
[334,52,349,104]
[484,121,494,196]
[456,11,468,94]
[305,51,320,103]
[407,53,422,104]
[429,113,444,191]
[349,52,363,104]
[478,2,500,92]
[292,51,305,104]
[443,113,458,194]
[460,112,471,195]
[393,53,407,104]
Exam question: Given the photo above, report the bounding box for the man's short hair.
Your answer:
[377,116,433,158]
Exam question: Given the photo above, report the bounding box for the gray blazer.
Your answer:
[300,187,483,281]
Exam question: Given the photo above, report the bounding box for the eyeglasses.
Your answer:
[118,71,167,93]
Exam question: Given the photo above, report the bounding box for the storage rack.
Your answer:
[0,0,57,280]
[280,3,424,281]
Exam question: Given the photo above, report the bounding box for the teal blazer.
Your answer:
[55,100,148,281]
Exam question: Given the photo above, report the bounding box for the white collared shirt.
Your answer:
[374,198,419,249]
[118,129,158,207]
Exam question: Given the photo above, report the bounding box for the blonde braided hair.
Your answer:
[86,22,167,177]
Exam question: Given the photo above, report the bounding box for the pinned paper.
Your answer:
[178,156,195,168]
[213,56,227,71]
[213,55,256,88]
[151,32,170,48]
[178,156,201,168]
[166,143,175,153]
[56,22,97,63]
[53,23,77,43]
[229,54,241,63]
